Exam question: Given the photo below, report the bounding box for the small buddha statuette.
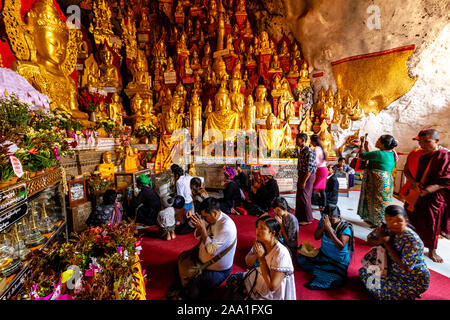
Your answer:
[97,151,116,181]
[269,55,283,73]
[351,99,363,120]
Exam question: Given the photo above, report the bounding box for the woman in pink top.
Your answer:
[311,134,328,210]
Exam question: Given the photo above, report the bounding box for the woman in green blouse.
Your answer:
[357,135,398,227]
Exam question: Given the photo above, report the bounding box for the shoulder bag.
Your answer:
[178,238,237,287]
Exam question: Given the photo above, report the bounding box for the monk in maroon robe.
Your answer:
[405,129,450,263]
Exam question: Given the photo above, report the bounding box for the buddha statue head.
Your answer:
[246,95,254,107]
[334,91,342,107]
[255,85,268,102]
[131,93,143,113]
[101,46,114,66]
[102,151,113,164]
[26,0,70,71]
[230,79,241,93]
[215,85,231,112]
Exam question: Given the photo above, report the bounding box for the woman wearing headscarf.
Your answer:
[132,174,161,226]
[297,204,354,290]
[220,166,243,214]
[357,134,398,227]
[245,165,280,216]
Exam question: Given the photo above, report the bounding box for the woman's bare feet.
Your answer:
[428,250,444,263]
[171,231,176,240]
[166,232,171,241]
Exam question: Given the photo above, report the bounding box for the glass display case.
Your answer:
[0,168,68,300]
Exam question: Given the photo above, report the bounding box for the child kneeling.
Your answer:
[157,195,185,240]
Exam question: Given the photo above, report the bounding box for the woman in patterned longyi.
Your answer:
[359,205,430,300]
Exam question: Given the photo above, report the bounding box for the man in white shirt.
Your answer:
[168,197,237,300]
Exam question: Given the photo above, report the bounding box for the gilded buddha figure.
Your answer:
[243,95,256,132]
[4,0,88,120]
[122,9,138,59]
[291,42,301,61]
[351,99,363,120]
[166,57,175,72]
[236,0,246,13]
[124,145,140,172]
[82,54,100,89]
[76,30,89,60]
[89,0,117,52]
[135,96,157,131]
[202,42,212,70]
[108,93,124,126]
[318,120,336,158]
[287,58,299,78]
[260,113,284,155]
[271,76,282,98]
[204,80,240,142]
[126,49,150,94]
[259,31,272,55]
[177,33,190,55]
[341,93,353,115]
[97,151,116,181]
[331,91,342,124]
[297,61,311,91]
[189,92,202,138]
[232,58,242,80]
[243,20,253,39]
[229,78,245,126]
[191,50,201,70]
[246,45,256,65]
[279,40,290,58]
[300,109,314,136]
[279,79,297,121]
[213,56,229,82]
[254,85,272,120]
[99,46,120,88]
[269,55,282,73]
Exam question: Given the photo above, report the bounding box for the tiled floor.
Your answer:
[284,191,450,278]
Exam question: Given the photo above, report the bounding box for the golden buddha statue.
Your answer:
[166,57,175,72]
[89,0,115,47]
[193,73,203,95]
[82,54,100,89]
[204,81,240,142]
[300,109,314,135]
[229,78,245,126]
[154,38,167,66]
[233,24,241,42]
[202,42,212,69]
[292,42,301,61]
[98,151,116,181]
[213,56,229,82]
[270,39,277,56]
[203,99,214,121]
[340,112,351,130]
[139,8,152,32]
[287,58,299,78]
[177,33,190,55]
[217,12,225,51]
[297,61,311,91]
[279,41,290,58]
[135,96,157,131]
[260,113,284,155]
[282,122,295,151]
[155,106,185,173]
[184,56,193,74]
[331,91,342,124]
[232,59,242,80]
[191,50,201,70]
[189,92,202,138]
[255,85,272,120]
[351,99,363,120]
[108,93,124,126]
[271,76,282,98]
[226,34,236,54]
[126,49,150,93]
[98,46,120,88]
[341,93,353,115]
[279,79,298,121]
[124,145,139,172]
[243,20,253,38]
[269,55,283,73]
[175,82,187,106]
[253,37,260,56]
[316,88,330,119]
[259,31,272,55]
[76,30,89,60]
[331,106,341,124]
[208,0,218,23]
[122,10,138,60]
[4,0,88,120]
[131,93,144,115]
[313,115,321,134]
[246,45,256,65]
[326,88,334,106]
[243,69,249,82]
[243,95,256,132]
[318,120,336,157]
[236,0,246,13]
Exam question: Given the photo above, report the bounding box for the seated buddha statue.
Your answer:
[184,56,193,75]
[259,113,284,155]
[108,93,124,126]
[191,50,201,70]
[213,56,229,82]
[189,92,202,138]
[243,95,256,132]
[341,94,353,115]
[97,151,116,181]
[340,112,351,130]
[279,79,297,121]
[124,145,139,172]
[139,8,151,32]
[82,54,100,89]
[246,45,256,65]
[297,61,311,91]
[243,20,253,38]
[99,46,120,88]
[271,76,282,98]
[226,34,236,55]
[177,33,190,55]
[203,99,214,123]
[326,88,334,106]
[232,59,242,80]
[287,59,299,78]
[254,85,273,120]
[291,43,301,61]
[351,99,363,120]
[76,30,89,60]
[259,31,272,55]
[279,41,290,58]
[299,110,314,135]
[127,49,150,91]
[135,96,158,131]
[166,57,175,72]
[318,120,336,157]
[236,0,246,13]
[202,43,212,70]
[204,80,240,142]
[7,0,88,120]
[269,55,283,73]
[282,122,295,151]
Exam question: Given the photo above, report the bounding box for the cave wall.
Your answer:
[249,0,450,152]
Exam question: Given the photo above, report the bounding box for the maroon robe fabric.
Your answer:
[408,149,450,250]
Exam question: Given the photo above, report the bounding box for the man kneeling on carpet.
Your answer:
[297,204,354,290]
[157,195,186,241]
[167,197,237,300]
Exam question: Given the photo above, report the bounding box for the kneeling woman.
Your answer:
[297,205,354,290]
[359,205,430,300]
[241,216,296,300]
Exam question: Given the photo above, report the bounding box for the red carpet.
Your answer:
[140,215,450,300]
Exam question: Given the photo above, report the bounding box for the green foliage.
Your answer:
[0,94,32,130]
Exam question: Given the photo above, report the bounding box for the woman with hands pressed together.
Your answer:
[242,216,296,300]
[297,204,354,290]
[359,205,430,300]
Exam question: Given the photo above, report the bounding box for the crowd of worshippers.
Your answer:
[84,128,448,300]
